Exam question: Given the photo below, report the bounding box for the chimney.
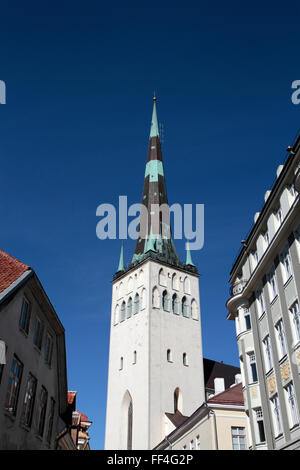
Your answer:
[235,374,242,384]
[214,377,225,395]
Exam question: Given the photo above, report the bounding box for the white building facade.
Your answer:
[227,133,300,449]
[104,98,205,450]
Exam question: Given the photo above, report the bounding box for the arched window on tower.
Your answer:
[134,293,140,314]
[133,350,137,364]
[172,294,179,315]
[183,277,191,294]
[114,304,119,325]
[152,287,160,309]
[182,296,189,317]
[183,352,188,366]
[191,299,199,320]
[172,273,179,291]
[127,297,132,318]
[162,290,169,311]
[167,349,172,362]
[127,401,133,450]
[120,301,126,322]
[159,268,167,287]
[174,387,182,413]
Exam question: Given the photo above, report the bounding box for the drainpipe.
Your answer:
[209,410,218,450]
[165,435,173,450]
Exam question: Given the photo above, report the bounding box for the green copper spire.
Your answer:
[149,92,160,138]
[117,243,124,272]
[185,242,195,266]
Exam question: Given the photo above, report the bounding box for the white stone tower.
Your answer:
[104,96,205,450]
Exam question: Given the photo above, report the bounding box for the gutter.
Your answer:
[0,270,33,306]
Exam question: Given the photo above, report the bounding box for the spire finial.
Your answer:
[117,243,125,272]
[185,241,195,266]
[150,93,159,138]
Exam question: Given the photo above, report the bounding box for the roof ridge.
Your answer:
[207,382,243,402]
[0,249,30,270]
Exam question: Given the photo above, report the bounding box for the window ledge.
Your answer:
[283,275,293,289]
[270,295,278,306]
[292,340,300,351]
[278,354,288,366]
[266,367,274,377]
[18,327,29,338]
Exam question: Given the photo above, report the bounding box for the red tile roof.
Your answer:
[207,382,244,406]
[77,410,92,424]
[0,249,30,294]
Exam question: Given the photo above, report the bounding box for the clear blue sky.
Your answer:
[0,0,299,449]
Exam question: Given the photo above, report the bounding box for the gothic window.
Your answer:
[119,282,124,299]
[162,290,169,311]
[159,268,166,287]
[191,299,198,320]
[127,277,133,293]
[152,287,160,309]
[172,273,179,291]
[114,305,119,325]
[134,293,140,314]
[174,388,182,413]
[127,401,133,450]
[120,302,126,322]
[141,288,147,310]
[138,270,144,286]
[183,277,190,294]
[172,294,179,315]
[127,298,132,318]
[182,296,189,317]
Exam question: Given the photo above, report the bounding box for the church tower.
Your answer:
[104,96,205,450]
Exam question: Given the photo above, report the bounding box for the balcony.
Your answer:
[230,279,248,297]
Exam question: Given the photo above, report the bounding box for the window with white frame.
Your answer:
[255,408,266,443]
[244,307,251,331]
[275,319,287,358]
[268,267,278,301]
[275,207,283,227]
[256,288,265,317]
[231,427,246,450]
[271,395,282,436]
[264,230,270,248]
[285,382,299,428]
[196,435,200,449]
[290,301,300,343]
[263,335,273,371]
[252,250,259,269]
[281,248,292,283]
[288,184,296,201]
[248,353,258,383]
[190,439,195,450]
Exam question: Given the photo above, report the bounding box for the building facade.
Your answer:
[227,133,300,449]
[154,382,248,450]
[0,249,72,450]
[104,97,205,450]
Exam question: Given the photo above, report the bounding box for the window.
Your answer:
[19,298,31,334]
[288,184,296,200]
[5,356,23,414]
[46,398,55,444]
[133,351,137,364]
[162,290,169,312]
[275,320,287,358]
[190,439,195,450]
[256,288,265,317]
[285,383,299,428]
[244,308,251,330]
[159,268,166,287]
[120,302,126,322]
[172,294,179,315]
[172,273,179,291]
[127,297,132,318]
[290,301,300,342]
[271,395,282,436]
[127,401,133,450]
[0,341,6,385]
[196,435,200,450]
[183,352,188,366]
[167,349,172,362]
[231,427,246,450]
[33,316,44,350]
[174,388,181,412]
[264,231,270,248]
[191,299,198,320]
[37,387,48,437]
[134,293,140,314]
[119,357,123,370]
[152,287,160,309]
[253,250,259,266]
[281,249,292,282]
[182,445,187,450]
[276,208,283,226]
[255,408,265,443]
[183,277,190,294]
[248,353,258,383]
[268,267,278,301]
[44,333,53,366]
[263,335,273,371]
[21,374,37,427]
[182,297,189,317]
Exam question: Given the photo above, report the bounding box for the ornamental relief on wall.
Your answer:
[267,375,276,395]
